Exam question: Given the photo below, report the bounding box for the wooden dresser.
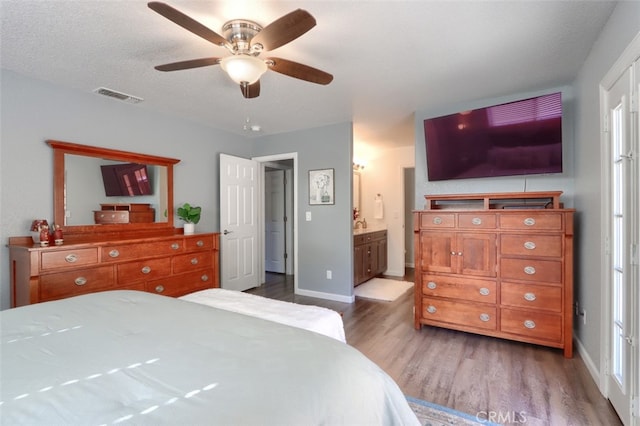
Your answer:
[354,229,388,286]
[9,231,219,307]
[414,192,574,357]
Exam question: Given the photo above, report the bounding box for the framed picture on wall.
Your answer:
[309,168,335,205]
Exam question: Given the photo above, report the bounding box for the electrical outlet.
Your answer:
[326,270,332,279]
[305,211,312,221]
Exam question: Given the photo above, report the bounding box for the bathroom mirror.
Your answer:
[49,140,180,234]
[353,171,361,212]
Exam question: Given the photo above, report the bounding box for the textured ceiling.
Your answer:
[0,1,616,151]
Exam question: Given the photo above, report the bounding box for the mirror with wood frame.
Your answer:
[48,140,180,235]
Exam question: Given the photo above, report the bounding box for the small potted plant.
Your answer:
[177,203,201,235]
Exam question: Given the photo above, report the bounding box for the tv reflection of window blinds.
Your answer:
[488,92,562,127]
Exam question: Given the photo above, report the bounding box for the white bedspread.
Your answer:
[0,290,419,425]
[180,288,346,342]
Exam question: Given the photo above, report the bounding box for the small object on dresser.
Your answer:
[30,219,49,246]
[177,203,201,235]
[53,224,64,245]
[39,225,50,247]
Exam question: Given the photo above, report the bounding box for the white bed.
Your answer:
[0,290,419,425]
[179,288,346,342]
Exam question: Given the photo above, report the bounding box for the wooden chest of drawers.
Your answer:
[9,232,219,306]
[414,192,574,357]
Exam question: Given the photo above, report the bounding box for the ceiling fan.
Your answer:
[148,1,333,99]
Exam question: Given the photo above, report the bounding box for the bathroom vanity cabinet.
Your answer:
[354,229,387,286]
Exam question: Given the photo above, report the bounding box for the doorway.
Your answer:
[600,38,639,426]
[254,153,298,292]
[264,161,294,276]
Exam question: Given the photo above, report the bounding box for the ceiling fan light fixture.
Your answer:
[220,55,267,85]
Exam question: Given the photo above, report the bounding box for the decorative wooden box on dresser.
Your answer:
[9,232,220,307]
[413,191,575,357]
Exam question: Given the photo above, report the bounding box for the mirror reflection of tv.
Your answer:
[424,92,562,181]
[100,163,152,196]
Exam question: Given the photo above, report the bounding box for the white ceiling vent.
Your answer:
[93,87,143,104]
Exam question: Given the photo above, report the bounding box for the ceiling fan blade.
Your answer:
[251,9,316,51]
[148,2,227,47]
[241,81,261,98]
[155,57,221,71]
[267,57,333,85]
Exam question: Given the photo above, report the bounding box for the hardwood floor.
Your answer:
[247,271,622,426]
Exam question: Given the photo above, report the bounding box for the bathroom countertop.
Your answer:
[353,225,386,235]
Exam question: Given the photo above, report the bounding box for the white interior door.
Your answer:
[219,154,259,291]
[265,169,286,273]
[604,61,638,426]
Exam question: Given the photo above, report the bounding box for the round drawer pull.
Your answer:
[201,274,209,282]
[450,251,456,255]
[523,217,536,226]
[74,277,87,286]
[524,266,536,275]
[155,285,165,293]
[427,281,437,290]
[191,258,199,265]
[109,249,120,258]
[64,254,78,263]
[426,305,437,314]
[432,217,442,225]
[171,243,180,250]
[524,292,537,301]
[196,240,204,247]
[471,217,482,225]
[479,287,490,296]
[457,252,463,256]
[141,266,151,274]
[524,320,536,329]
[479,313,490,322]
[524,241,536,250]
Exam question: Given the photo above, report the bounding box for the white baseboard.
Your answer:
[574,336,606,396]
[384,269,405,278]
[296,288,355,304]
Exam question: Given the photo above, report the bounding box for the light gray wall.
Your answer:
[572,2,640,371]
[0,70,250,310]
[414,85,576,209]
[252,123,353,298]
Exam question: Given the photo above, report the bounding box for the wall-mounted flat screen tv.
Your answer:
[424,92,562,181]
[101,163,152,196]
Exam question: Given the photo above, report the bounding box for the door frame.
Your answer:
[599,31,640,424]
[253,152,298,292]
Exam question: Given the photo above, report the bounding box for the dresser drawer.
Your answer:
[147,268,215,297]
[422,275,496,303]
[499,213,563,230]
[458,213,496,229]
[117,258,171,283]
[172,252,213,274]
[40,266,115,300]
[500,234,562,257]
[41,248,99,270]
[419,213,455,229]
[421,298,497,330]
[185,235,214,251]
[500,258,562,283]
[501,282,562,312]
[101,239,184,262]
[500,308,562,342]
